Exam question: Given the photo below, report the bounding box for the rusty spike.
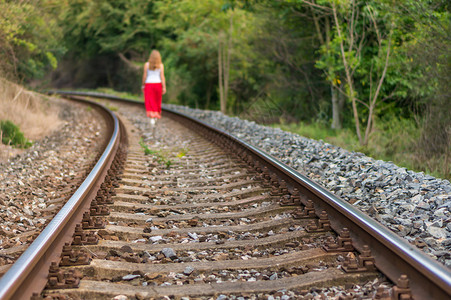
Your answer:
[359,245,376,271]
[60,242,91,266]
[82,211,106,230]
[324,236,339,250]
[306,210,331,232]
[72,224,98,245]
[373,287,391,300]
[305,200,316,217]
[341,253,359,272]
[306,219,319,232]
[392,274,413,300]
[318,210,331,231]
[290,188,301,205]
[86,231,99,244]
[338,228,354,250]
[324,228,354,252]
[279,180,288,194]
[95,195,105,204]
[280,195,295,206]
[270,173,279,185]
[342,245,376,273]
[46,262,81,289]
[262,166,271,183]
[90,200,110,216]
[292,200,316,219]
[95,194,113,205]
[269,175,283,196]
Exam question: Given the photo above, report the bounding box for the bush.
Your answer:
[0,120,32,148]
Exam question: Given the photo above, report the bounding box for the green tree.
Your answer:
[395,0,450,173]
[238,1,329,122]
[309,0,416,145]
[55,0,161,91]
[0,0,64,81]
[60,0,159,58]
[155,0,255,112]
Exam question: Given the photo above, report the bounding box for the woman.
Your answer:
[142,50,166,125]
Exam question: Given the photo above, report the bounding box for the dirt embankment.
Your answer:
[0,78,61,162]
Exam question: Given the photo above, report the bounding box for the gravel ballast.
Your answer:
[166,104,451,267]
[111,104,394,300]
[0,99,106,272]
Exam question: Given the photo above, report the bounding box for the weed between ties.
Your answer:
[139,139,187,168]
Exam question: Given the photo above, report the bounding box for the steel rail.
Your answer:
[44,91,451,299]
[0,97,121,300]
[164,108,451,300]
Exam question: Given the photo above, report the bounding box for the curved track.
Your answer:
[0,91,449,299]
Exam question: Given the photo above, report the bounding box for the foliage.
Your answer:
[52,0,162,92]
[0,120,32,148]
[394,0,451,165]
[245,3,329,121]
[1,0,448,178]
[154,0,258,111]
[0,0,65,80]
[59,0,160,56]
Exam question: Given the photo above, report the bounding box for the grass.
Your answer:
[176,148,188,158]
[275,122,360,151]
[105,104,118,112]
[273,118,450,180]
[0,78,61,142]
[0,120,32,148]
[139,139,173,168]
[87,87,143,102]
[73,87,140,111]
[139,140,189,168]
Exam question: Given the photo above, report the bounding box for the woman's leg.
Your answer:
[155,83,163,117]
[149,83,163,119]
[144,84,152,117]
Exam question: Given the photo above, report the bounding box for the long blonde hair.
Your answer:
[148,50,162,70]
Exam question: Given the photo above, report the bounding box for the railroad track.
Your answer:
[0,92,449,299]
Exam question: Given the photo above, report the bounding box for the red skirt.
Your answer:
[144,83,162,118]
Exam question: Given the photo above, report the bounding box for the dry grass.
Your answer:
[0,78,61,161]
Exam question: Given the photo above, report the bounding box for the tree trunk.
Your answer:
[218,12,233,115]
[223,13,233,114]
[218,35,225,113]
[205,81,212,110]
[331,85,342,129]
[332,2,362,143]
[338,87,345,125]
[363,29,392,145]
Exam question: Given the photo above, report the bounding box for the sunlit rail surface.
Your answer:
[0,91,449,300]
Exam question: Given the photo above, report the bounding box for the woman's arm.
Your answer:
[141,62,148,90]
[160,63,166,95]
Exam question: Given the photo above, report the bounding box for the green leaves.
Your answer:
[0,120,32,149]
[0,0,65,80]
[60,0,159,56]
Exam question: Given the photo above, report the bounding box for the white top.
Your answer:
[145,68,161,83]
